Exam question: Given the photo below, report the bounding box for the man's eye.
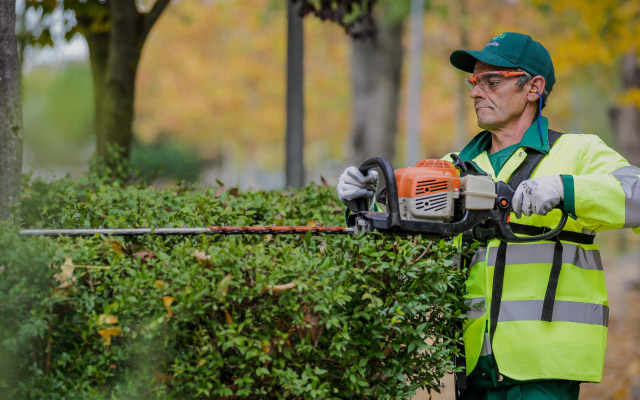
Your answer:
[488,79,502,86]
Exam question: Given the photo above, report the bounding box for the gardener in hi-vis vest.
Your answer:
[337,32,640,399]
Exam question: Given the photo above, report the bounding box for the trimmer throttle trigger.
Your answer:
[450,154,468,175]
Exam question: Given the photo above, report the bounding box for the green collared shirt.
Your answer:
[458,117,550,176]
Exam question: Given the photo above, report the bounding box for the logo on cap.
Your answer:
[486,33,507,47]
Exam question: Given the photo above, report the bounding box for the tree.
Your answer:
[23,0,171,160]
[295,0,378,38]
[0,0,23,220]
[287,0,379,185]
[349,1,412,164]
[349,16,404,164]
[404,0,425,165]
[286,0,305,189]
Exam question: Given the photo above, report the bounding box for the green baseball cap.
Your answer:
[450,32,555,92]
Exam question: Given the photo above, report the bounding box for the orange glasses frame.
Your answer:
[465,71,526,92]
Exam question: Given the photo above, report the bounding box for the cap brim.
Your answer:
[450,49,519,73]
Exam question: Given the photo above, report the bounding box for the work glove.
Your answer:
[337,166,378,212]
[512,175,564,218]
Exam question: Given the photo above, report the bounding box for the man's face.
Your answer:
[469,61,529,131]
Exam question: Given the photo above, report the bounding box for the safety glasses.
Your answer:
[465,71,526,92]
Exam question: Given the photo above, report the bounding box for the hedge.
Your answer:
[0,168,468,399]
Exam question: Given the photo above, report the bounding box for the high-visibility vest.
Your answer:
[456,132,640,382]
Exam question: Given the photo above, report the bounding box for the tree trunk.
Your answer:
[404,0,424,166]
[609,53,640,166]
[87,0,169,161]
[84,30,110,153]
[349,18,404,164]
[97,0,144,159]
[286,0,305,189]
[0,0,24,221]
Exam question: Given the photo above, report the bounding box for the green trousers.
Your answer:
[459,380,581,400]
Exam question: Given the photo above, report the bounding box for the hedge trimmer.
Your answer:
[20,157,567,243]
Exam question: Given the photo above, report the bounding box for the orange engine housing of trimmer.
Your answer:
[394,159,461,221]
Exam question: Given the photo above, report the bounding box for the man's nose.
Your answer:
[468,83,485,99]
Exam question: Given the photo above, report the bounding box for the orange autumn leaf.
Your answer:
[261,340,271,354]
[98,314,119,325]
[105,239,124,254]
[163,296,175,317]
[162,296,175,308]
[224,309,233,325]
[98,327,122,345]
[219,273,232,297]
[154,280,165,289]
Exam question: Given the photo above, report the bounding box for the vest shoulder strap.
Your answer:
[506,129,564,190]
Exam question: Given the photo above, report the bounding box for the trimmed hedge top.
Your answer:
[0,172,468,399]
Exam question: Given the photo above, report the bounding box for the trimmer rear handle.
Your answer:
[357,157,401,228]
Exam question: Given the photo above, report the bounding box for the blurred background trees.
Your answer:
[14,0,640,188]
[7,2,640,397]
[19,0,170,160]
[532,0,640,166]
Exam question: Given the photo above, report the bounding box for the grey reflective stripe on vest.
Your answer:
[611,166,640,228]
[480,333,492,356]
[466,297,486,319]
[469,247,487,268]
[497,300,609,326]
[486,243,602,270]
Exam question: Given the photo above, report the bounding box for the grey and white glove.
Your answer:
[336,166,378,212]
[512,175,564,218]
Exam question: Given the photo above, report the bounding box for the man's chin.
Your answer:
[476,117,495,131]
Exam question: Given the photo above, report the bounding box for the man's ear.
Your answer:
[527,76,546,96]
[527,76,546,101]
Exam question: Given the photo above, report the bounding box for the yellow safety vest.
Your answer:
[454,132,640,382]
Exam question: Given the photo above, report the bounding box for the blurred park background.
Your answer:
[18,0,640,190]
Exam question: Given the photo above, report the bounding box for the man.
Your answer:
[337,32,640,399]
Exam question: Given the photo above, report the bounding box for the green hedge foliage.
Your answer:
[0,171,468,399]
